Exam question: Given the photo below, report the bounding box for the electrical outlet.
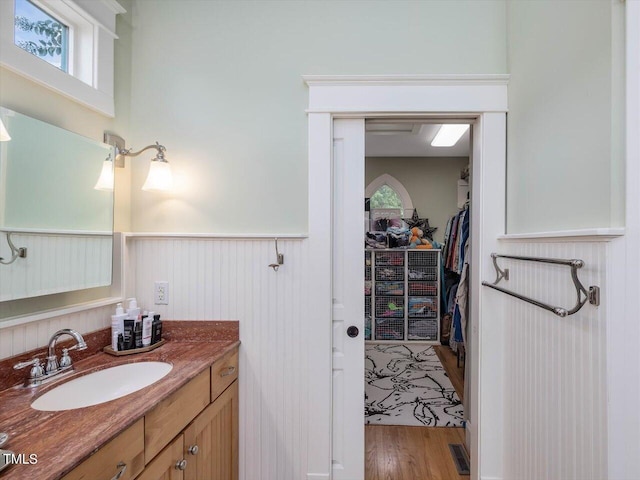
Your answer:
[154,281,169,305]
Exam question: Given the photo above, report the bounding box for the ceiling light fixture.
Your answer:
[430,124,469,147]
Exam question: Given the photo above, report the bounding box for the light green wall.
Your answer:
[366,157,468,244]
[506,0,625,233]
[0,0,133,319]
[128,0,507,233]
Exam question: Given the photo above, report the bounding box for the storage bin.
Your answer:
[375,318,404,340]
[375,281,404,296]
[407,296,437,318]
[375,296,404,318]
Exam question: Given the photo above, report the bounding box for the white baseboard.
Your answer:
[480,477,502,480]
[307,475,330,480]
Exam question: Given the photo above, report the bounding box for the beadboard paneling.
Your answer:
[0,232,112,301]
[0,304,113,359]
[129,237,309,480]
[501,240,608,480]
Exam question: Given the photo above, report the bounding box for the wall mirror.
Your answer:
[0,107,114,303]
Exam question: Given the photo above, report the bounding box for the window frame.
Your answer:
[0,0,125,117]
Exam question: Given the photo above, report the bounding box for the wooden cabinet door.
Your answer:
[145,369,210,462]
[184,380,238,480]
[136,434,185,480]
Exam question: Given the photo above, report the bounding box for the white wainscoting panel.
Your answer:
[129,237,309,480]
[500,240,608,480]
[0,303,114,359]
[0,232,112,301]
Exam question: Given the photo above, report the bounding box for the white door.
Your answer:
[331,118,365,479]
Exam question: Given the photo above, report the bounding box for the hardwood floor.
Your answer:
[364,345,468,479]
[365,425,467,480]
[433,345,465,402]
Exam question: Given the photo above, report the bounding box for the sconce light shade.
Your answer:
[94,156,114,191]
[142,159,173,192]
[0,119,11,141]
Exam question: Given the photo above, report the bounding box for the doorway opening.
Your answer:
[363,119,471,479]
[305,74,508,480]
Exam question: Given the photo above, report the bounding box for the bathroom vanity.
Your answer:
[0,321,239,480]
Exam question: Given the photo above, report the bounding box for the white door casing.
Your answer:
[306,75,508,480]
[331,119,365,479]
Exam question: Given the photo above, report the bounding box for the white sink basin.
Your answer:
[31,361,173,411]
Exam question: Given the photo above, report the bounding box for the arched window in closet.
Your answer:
[365,173,414,215]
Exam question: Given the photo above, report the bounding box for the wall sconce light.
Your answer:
[0,118,11,141]
[94,154,115,191]
[103,133,174,192]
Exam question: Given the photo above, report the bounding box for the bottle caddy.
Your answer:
[106,298,164,356]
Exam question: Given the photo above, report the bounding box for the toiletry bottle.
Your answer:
[126,298,141,322]
[111,303,127,351]
[134,322,143,348]
[123,319,135,350]
[151,314,162,344]
[143,311,154,347]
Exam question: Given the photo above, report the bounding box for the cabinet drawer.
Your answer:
[62,418,144,480]
[145,369,210,462]
[211,349,238,402]
[136,434,184,480]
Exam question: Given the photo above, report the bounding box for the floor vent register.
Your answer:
[448,443,470,476]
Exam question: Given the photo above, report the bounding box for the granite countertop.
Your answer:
[0,321,239,480]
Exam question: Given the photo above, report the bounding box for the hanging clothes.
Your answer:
[443,205,470,353]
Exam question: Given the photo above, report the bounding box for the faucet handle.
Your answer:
[13,358,44,379]
[59,348,72,368]
[45,354,59,374]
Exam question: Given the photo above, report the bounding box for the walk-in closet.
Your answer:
[363,119,471,479]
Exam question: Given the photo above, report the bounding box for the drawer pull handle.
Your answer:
[220,366,236,377]
[188,445,199,455]
[175,459,187,471]
[112,462,127,480]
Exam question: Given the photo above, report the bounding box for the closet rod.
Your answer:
[481,253,600,317]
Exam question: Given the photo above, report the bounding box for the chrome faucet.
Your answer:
[14,329,87,387]
[46,329,87,373]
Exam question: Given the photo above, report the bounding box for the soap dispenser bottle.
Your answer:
[111,302,127,351]
[143,311,154,347]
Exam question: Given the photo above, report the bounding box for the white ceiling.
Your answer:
[365,121,470,157]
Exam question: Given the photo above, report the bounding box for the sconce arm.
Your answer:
[118,142,167,162]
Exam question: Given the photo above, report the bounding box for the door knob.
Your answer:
[347,326,359,338]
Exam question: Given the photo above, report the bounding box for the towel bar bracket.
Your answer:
[483,253,600,317]
[588,286,600,307]
[490,253,509,284]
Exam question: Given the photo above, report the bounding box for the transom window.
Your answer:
[14,0,69,72]
[365,173,414,217]
[370,184,403,210]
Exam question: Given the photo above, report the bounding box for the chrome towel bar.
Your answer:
[481,253,600,317]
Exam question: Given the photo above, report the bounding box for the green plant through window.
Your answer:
[370,185,403,209]
[14,0,68,72]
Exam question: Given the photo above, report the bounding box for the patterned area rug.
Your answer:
[365,344,464,427]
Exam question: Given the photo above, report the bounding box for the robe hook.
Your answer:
[269,238,284,271]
